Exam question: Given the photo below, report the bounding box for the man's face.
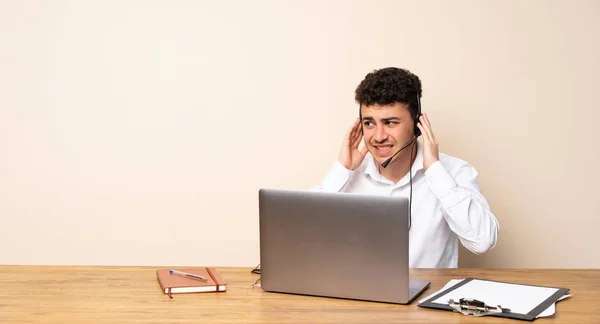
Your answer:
[360,102,415,165]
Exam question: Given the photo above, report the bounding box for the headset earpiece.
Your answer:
[414,94,422,137]
[414,114,421,137]
[415,114,421,137]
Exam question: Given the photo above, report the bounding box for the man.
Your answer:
[313,67,499,268]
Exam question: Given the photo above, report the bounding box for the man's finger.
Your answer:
[344,123,354,140]
[417,123,426,141]
[422,114,435,138]
[417,122,433,144]
[353,120,364,138]
[345,119,359,143]
[352,118,362,135]
[351,128,363,148]
[425,123,435,144]
[360,145,368,156]
[419,116,431,138]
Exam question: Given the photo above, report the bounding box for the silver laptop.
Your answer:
[258,188,430,304]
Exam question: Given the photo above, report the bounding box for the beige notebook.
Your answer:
[156,267,227,298]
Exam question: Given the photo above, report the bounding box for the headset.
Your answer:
[358,93,422,230]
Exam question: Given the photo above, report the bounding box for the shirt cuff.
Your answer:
[320,161,354,192]
[424,160,457,200]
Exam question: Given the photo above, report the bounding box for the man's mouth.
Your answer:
[373,145,394,155]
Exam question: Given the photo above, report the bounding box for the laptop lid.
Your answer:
[259,188,427,304]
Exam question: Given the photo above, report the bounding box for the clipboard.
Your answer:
[417,277,570,321]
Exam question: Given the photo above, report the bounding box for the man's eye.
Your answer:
[363,121,372,127]
[386,121,397,125]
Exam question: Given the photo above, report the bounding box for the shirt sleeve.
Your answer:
[311,161,354,192]
[424,160,500,254]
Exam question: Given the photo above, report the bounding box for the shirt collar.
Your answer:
[364,140,424,185]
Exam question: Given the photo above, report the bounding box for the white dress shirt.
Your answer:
[312,141,499,268]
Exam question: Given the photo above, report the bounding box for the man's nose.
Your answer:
[374,125,388,142]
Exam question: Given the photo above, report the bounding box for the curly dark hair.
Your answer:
[354,67,422,119]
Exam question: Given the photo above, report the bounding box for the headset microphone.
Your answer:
[380,137,417,168]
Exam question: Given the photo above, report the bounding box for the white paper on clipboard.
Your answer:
[419,279,571,318]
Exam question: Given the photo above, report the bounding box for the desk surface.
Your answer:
[1,266,599,323]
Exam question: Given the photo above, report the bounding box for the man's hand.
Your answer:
[338,118,368,170]
[417,113,440,170]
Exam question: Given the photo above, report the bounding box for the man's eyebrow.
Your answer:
[361,117,401,121]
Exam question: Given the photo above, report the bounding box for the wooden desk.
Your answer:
[0,266,598,323]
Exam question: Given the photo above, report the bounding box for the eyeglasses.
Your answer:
[251,263,261,287]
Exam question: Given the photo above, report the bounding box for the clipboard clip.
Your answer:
[448,298,511,317]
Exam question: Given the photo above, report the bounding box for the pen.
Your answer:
[169,269,208,282]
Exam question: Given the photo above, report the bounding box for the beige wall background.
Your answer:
[1,0,598,268]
